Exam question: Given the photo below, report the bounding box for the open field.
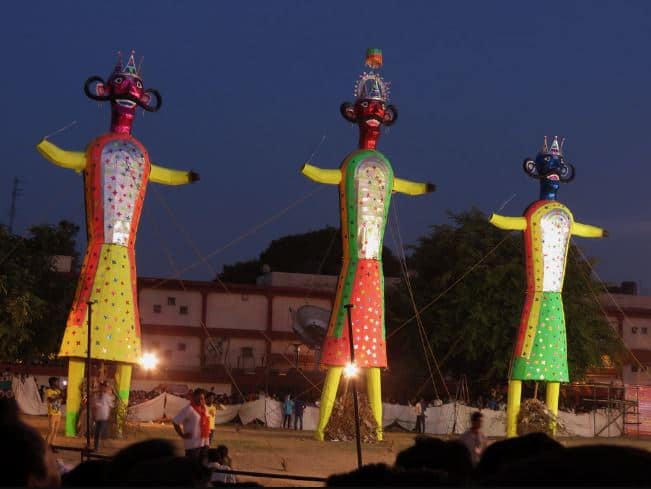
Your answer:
[23,415,651,486]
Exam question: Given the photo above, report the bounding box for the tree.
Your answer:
[385,208,622,394]
[217,226,402,283]
[0,221,80,363]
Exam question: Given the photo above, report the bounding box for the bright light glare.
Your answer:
[140,352,159,371]
[343,362,359,378]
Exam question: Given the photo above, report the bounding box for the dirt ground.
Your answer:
[23,415,651,487]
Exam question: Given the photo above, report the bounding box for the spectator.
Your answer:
[414,398,426,434]
[92,382,115,452]
[459,411,487,466]
[104,439,177,486]
[125,455,211,486]
[294,397,305,431]
[0,413,61,487]
[206,394,218,447]
[45,377,64,448]
[282,394,294,429]
[395,435,472,484]
[476,432,563,481]
[173,390,209,458]
[207,445,237,485]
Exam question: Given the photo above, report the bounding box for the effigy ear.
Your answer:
[522,158,539,178]
[84,76,110,101]
[340,102,357,123]
[383,104,398,126]
[138,89,162,112]
[558,161,575,182]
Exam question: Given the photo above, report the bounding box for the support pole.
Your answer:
[86,301,95,455]
[344,304,362,470]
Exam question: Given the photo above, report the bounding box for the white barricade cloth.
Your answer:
[302,406,319,431]
[238,397,268,426]
[9,380,626,438]
[128,393,166,422]
[164,393,190,419]
[12,376,48,416]
[214,404,240,424]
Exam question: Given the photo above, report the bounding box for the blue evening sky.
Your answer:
[2,1,651,291]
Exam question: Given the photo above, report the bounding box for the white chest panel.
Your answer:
[101,140,146,245]
[540,208,572,292]
[355,157,390,259]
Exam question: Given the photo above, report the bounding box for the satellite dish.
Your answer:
[291,305,330,348]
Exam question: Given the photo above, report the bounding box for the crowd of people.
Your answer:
[5,393,651,487]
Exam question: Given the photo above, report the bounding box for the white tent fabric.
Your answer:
[12,376,48,416]
[15,385,623,438]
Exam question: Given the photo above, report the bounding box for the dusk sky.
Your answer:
[3,1,651,291]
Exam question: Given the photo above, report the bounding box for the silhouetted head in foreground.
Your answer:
[484,444,651,486]
[0,420,61,486]
[477,432,564,480]
[104,438,177,486]
[395,436,473,483]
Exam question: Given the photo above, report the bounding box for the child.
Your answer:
[207,445,236,485]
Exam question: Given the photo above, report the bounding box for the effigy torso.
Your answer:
[59,133,150,363]
[512,200,574,382]
[321,149,394,368]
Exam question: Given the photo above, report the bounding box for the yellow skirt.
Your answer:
[58,243,141,364]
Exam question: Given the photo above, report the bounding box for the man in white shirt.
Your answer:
[92,382,115,452]
[459,411,488,466]
[173,390,208,458]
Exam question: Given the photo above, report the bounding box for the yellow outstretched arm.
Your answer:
[149,164,199,185]
[489,213,527,231]
[572,221,606,238]
[301,163,341,185]
[393,177,435,196]
[36,139,86,173]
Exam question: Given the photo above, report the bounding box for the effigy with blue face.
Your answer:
[489,136,607,437]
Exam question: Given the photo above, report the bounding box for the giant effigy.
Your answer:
[301,48,435,441]
[37,51,200,435]
[489,136,606,437]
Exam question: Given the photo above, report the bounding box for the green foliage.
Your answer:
[0,221,79,362]
[386,208,621,393]
[218,226,402,283]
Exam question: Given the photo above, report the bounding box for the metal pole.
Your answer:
[344,304,362,469]
[86,301,95,454]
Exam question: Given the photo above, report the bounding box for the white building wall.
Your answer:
[141,334,202,370]
[621,317,651,350]
[206,293,267,330]
[140,289,202,327]
[221,338,266,369]
[272,296,331,332]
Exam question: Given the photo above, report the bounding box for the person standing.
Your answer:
[173,390,209,457]
[206,394,223,447]
[294,398,305,430]
[92,382,115,452]
[415,398,426,434]
[282,394,294,429]
[45,377,64,447]
[459,411,487,466]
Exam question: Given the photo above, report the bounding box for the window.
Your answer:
[164,349,173,359]
[632,365,639,373]
[177,343,186,352]
[167,297,176,306]
[632,327,638,334]
[153,304,162,313]
[241,347,254,358]
[179,305,189,315]
[643,328,648,335]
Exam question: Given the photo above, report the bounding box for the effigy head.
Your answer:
[523,136,575,200]
[84,50,162,115]
[340,48,397,130]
